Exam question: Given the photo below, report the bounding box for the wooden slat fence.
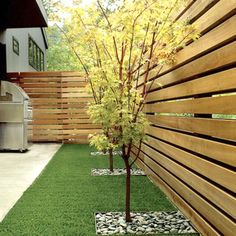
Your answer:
[132,1,236,236]
[7,1,236,235]
[8,71,99,143]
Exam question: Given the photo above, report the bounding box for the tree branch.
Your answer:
[129,140,142,168]
[55,23,98,104]
[97,0,120,64]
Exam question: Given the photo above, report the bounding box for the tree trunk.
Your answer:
[109,148,114,172]
[124,156,132,222]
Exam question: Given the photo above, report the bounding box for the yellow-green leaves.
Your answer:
[59,0,199,153]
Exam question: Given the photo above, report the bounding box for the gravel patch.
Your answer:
[91,151,122,156]
[91,168,146,176]
[95,211,197,235]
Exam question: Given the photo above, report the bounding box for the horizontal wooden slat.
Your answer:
[29,120,61,125]
[61,104,88,108]
[24,88,62,93]
[30,124,101,130]
[61,93,92,98]
[61,77,87,82]
[16,71,84,77]
[30,120,97,125]
[64,140,89,144]
[32,105,62,109]
[145,95,236,114]
[31,98,61,104]
[30,134,90,139]
[61,82,86,87]
[61,88,87,93]
[30,139,61,142]
[21,82,86,88]
[31,97,94,104]
[33,114,89,119]
[62,129,101,135]
[195,0,236,34]
[62,124,101,129]
[33,108,87,114]
[20,78,61,83]
[30,135,62,140]
[32,130,61,135]
[60,71,85,77]
[62,119,92,124]
[31,103,88,109]
[179,0,219,23]
[10,72,61,77]
[172,0,194,21]
[61,134,89,139]
[20,78,86,84]
[30,125,63,129]
[29,94,61,98]
[145,68,236,100]
[146,126,236,167]
[21,83,61,88]
[30,134,92,139]
[147,115,236,141]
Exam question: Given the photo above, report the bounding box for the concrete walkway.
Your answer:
[0,143,61,222]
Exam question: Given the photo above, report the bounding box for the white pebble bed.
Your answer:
[91,151,122,156]
[91,168,146,176]
[95,211,197,235]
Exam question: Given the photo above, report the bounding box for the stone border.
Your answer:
[95,211,197,235]
[91,151,122,156]
[91,168,146,176]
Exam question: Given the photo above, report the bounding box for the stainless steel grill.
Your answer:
[0,81,32,151]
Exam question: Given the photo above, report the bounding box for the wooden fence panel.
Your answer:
[9,71,98,144]
[132,1,236,236]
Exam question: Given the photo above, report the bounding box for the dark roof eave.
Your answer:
[41,28,49,49]
[36,0,48,27]
[0,0,48,29]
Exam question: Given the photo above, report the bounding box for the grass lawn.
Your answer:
[0,144,199,236]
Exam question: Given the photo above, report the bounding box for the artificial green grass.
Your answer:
[0,144,199,236]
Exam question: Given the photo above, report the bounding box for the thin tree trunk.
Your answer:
[123,155,132,222]
[109,148,114,172]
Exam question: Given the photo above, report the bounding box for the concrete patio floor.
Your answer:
[0,143,62,222]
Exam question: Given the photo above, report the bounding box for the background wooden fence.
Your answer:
[7,1,236,235]
[132,1,236,236]
[9,71,99,143]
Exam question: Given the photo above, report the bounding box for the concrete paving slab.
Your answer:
[0,143,62,222]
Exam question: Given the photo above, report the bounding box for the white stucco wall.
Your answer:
[5,28,47,72]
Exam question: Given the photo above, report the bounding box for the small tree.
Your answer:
[59,0,198,222]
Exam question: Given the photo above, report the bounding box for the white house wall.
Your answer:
[6,28,47,72]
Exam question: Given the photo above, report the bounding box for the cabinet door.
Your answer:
[0,123,25,150]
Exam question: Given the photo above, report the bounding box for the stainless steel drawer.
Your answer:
[0,103,24,122]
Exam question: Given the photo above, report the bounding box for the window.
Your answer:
[28,36,44,71]
[40,51,44,71]
[29,38,33,65]
[12,37,19,55]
